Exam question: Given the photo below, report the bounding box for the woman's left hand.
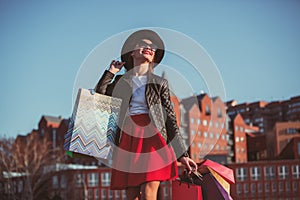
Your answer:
[179,156,198,173]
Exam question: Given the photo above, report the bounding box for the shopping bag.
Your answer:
[200,173,231,200]
[198,159,235,184]
[64,88,122,160]
[172,180,202,200]
[207,166,230,196]
[197,159,235,200]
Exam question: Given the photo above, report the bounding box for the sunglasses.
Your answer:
[136,41,158,52]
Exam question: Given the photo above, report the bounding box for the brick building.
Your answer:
[227,113,260,163]
[181,94,227,164]
[227,95,300,134]
[266,121,300,159]
[228,160,300,199]
[246,132,267,162]
[279,137,300,160]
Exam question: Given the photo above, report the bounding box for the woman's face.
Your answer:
[131,39,157,63]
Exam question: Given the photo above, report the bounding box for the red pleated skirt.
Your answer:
[110,114,178,190]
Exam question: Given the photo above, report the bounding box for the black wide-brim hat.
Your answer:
[121,29,165,70]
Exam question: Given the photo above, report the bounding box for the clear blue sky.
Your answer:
[1,0,300,138]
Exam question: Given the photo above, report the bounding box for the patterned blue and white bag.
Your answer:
[64,88,122,160]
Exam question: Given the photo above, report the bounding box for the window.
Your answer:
[222,134,226,140]
[278,165,289,180]
[122,190,126,199]
[108,190,113,200]
[265,182,270,193]
[236,167,248,181]
[240,137,245,142]
[115,190,120,200]
[292,165,300,179]
[286,181,290,191]
[251,183,256,194]
[210,132,214,139]
[88,189,93,200]
[190,118,195,124]
[180,105,187,125]
[41,128,45,137]
[18,181,23,193]
[88,173,99,187]
[221,123,225,129]
[197,119,201,125]
[250,167,261,181]
[191,130,195,135]
[264,166,275,180]
[52,176,58,188]
[203,120,207,126]
[95,189,99,200]
[216,133,220,139]
[209,121,213,127]
[279,182,284,192]
[76,173,85,187]
[215,122,219,128]
[272,182,277,192]
[198,142,202,148]
[101,189,107,199]
[205,105,211,115]
[197,131,201,136]
[204,132,208,138]
[258,183,263,193]
[293,181,298,192]
[240,127,244,132]
[287,128,297,134]
[236,137,240,142]
[243,183,249,194]
[52,129,57,148]
[101,172,110,187]
[60,175,66,188]
[236,184,242,195]
[235,126,239,132]
[218,107,222,117]
[12,181,16,194]
[298,142,300,155]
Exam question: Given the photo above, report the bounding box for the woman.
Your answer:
[95,29,197,200]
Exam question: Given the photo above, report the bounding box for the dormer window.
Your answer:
[205,105,211,115]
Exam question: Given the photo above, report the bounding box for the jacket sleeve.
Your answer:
[160,79,189,159]
[94,70,115,95]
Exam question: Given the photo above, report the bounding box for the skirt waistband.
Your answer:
[126,114,151,127]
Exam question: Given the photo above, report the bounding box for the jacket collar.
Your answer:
[122,70,157,86]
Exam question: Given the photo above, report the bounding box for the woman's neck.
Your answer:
[133,63,149,76]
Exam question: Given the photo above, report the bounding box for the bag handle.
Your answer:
[179,170,203,188]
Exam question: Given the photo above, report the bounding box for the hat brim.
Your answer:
[121,29,165,71]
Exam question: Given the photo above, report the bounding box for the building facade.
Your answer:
[228,160,300,200]
[266,121,300,159]
[181,94,227,164]
[227,95,300,134]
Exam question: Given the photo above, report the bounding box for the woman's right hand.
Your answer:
[109,60,126,74]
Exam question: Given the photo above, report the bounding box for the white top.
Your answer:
[129,75,149,115]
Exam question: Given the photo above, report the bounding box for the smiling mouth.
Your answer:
[142,50,153,55]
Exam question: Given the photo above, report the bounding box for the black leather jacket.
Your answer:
[95,70,189,159]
